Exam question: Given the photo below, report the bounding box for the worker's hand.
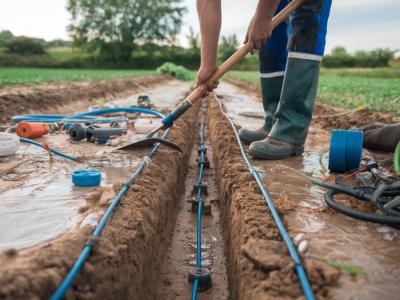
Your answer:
[244,15,273,55]
[195,64,220,98]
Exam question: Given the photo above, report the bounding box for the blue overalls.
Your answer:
[259,0,332,76]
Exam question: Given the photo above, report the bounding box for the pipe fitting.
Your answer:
[188,267,211,286]
[192,182,207,195]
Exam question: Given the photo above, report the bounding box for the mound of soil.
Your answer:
[312,106,397,131]
[0,96,199,300]
[0,75,171,125]
[207,94,339,300]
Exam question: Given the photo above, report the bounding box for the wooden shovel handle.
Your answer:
[188,0,306,103]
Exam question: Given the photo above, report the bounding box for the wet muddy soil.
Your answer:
[212,81,400,300]
[1,75,399,300]
[0,81,201,300]
[156,100,229,299]
[0,80,192,254]
[208,92,338,300]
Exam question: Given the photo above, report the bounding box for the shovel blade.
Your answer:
[146,124,168,138]
[116,137,183,152]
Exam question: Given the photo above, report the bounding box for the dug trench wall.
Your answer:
[207,95,339,300]
[0,98,200,300]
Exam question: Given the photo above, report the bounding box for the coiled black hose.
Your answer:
[304,175,400,229]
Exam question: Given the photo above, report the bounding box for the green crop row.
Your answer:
[0,68,156,88]
[226,71,400,116]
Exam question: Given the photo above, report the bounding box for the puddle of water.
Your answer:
[0,168,87,252]
[0,81,193,254]
[217,84,400,299]
[0,144,142,253]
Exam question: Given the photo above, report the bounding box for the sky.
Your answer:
[0,0,399,55]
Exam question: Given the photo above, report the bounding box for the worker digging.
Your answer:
[0,0,399,300]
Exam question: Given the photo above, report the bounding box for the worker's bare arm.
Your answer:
[195,0,221,96]
[245,0,281,55]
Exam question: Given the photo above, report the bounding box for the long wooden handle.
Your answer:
[188,0,306,103]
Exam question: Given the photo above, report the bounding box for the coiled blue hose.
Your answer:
[19,138,77,161]
[328,129,363,172]
[214,94,315,300]
[192,123,205,300]
[50,111,168,300]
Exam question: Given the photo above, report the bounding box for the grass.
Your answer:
[320,67,400,79]
[226,70,400,116]
[0,68,157,88]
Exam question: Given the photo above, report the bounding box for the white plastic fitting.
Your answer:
[0,133,20,156]
[134,118,162,134]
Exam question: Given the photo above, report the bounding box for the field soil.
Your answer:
[1,76,399,300]
[213,79,400,300]
[0,75,172,125]
[0,88,200,300]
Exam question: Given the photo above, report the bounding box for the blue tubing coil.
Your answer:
[328,129,363,172]
[72,170,101,186]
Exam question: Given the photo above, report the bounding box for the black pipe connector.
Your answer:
[192,182,207,195]
[196,156,210,168]
[191,197,203,205]
[198,147,207,155]
[188,267,211,287]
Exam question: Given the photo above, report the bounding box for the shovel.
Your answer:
[118,0,306,153]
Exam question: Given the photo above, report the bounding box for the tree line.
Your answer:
[0,0,397,69]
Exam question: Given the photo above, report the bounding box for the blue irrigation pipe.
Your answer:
[66,107,165,119]
[12,108,164,125]
[11,115,126,124]
[214,94,315,300]
[50,119,170,300]
[191,123,205,300]
[19,138,77,161]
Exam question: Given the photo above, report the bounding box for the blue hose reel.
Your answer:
[72,170,101,186]
[328,129,363,172]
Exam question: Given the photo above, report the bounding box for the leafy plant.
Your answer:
[156,62,192,81]
[95,100,105,109]
[313,257,367,276]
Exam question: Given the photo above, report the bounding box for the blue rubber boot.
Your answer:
[238,74,284,145]
[248,55,321,159]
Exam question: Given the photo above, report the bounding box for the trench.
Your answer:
[155,99,229,299]
[211,81,400,299]
[1,77,360,300]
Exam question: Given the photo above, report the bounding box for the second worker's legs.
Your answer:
[249,0,332,159]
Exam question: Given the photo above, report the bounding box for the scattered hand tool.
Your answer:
[118,0,306,153]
